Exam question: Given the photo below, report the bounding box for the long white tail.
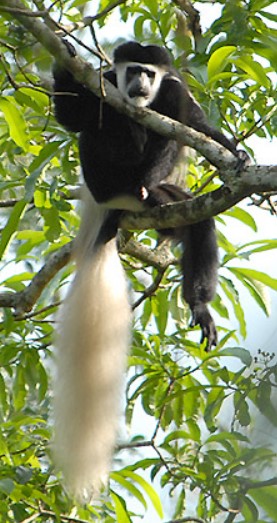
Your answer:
[54,187,131,501]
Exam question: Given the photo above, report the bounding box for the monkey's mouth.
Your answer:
[129,88,149,98]
[126,93,150,108]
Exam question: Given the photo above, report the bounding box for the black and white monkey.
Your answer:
[53,41,242,500]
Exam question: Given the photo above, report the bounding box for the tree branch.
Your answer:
[0,237,176,314]
[0,243,72,314]
[0,0,243,171]
[121,165,277,231]
[174,0,202,42]
[83,0,128,24]
[122,238,177,270]
[165,519,205,523]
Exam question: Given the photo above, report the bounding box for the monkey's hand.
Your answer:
[236,149,251,170]
[190,304,217,352]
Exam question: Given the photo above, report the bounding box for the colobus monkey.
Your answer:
[53,41,242,501]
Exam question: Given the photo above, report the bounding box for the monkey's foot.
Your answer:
[190,304,217,352]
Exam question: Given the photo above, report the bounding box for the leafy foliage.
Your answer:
[0,0,276,521]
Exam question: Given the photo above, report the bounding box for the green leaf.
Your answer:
[20,87,48,109]
[250,486,277,519]
[0,373,8,417]
[0,200,27,260]
[13,368,27,411]
[229,267,277,290]
[110,491,131,523]
[234,392,251,426]
[0,479,14,495]
[163,429,196,445]
[239,276,271,316]
[241,495,259,522]
[204,388,225,430]
[155,288,169,336]
[224,207,257,231]
[42,206,61,241]
[207,46,236,80]
[0,432,9,457]
[110,472,147,510]
[119,470,163,519]
[249,386,277,427]
[220,347,252,366]
[220,277,247,337]
[239,239,277,255]
[235,56,271,87]
[206,431,249,444]
[0,96,28,151]
[37,363,48,402]
[25,142,62,200]
[0,345,20,366]
[134,15,146,38]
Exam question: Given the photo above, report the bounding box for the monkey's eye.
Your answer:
[127,66,142,77]
[147,70,155,79]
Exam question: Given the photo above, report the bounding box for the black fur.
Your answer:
[53,41,240,350]
[114,41,172,67]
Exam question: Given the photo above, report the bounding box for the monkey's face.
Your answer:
[115,62,166,108]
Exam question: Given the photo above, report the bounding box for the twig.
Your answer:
[20,514,41,523]
[117,440,153,451]
[89,23,112,67]
[151,378,176,442]
[21,508,94,523]
[0,5,47,16]
[165,518,205,523]
[16,300,62,320]
[173,0,202,42]
[0,243,72,314]
[0,198,21,207]
[132,269,165,309]
[122,238,177,270]
[15,242,72,315]
[83,0,128,24]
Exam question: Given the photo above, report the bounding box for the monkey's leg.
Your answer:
[180,219,218,351]
[146,183,218,351]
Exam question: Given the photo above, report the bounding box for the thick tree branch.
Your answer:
[0,243,72,315]
[0,237,176,314]
[122,165,277,230]
[0,0,242,171]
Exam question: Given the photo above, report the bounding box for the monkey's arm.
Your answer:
[184,91,238,155]
[151,74,185,121]
[53,41,119,134]
[53,64,97,132]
